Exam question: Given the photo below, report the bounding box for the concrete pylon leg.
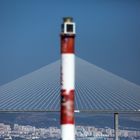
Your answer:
[114,113,119,140]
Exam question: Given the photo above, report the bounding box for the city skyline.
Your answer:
[0,122,140,139]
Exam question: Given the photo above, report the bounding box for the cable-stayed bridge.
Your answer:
[0,57,140,113]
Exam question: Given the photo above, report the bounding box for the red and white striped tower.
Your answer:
[60,17,76,140]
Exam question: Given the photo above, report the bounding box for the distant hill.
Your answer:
[0,113,140,130]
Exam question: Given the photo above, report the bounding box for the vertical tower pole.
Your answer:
[60,17,76,140]
[114,113,119,140]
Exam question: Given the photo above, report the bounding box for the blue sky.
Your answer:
[0,0,140,86]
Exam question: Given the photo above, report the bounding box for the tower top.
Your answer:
[63,17,73,23]
[61,17,76,35]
